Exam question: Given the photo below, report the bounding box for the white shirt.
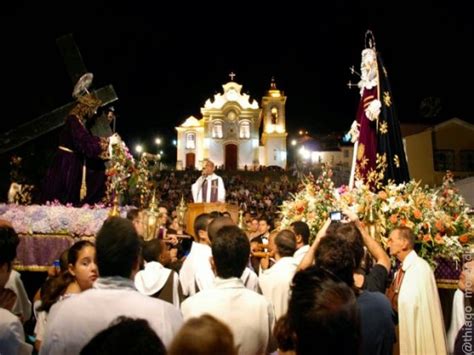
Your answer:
[179,242,213,297]
[181,277,275,355]
[191,173,226,203]
[0,308,32,355]
[398,250,447,355]
[5,270,32,322]
[447,289,465,354]
[195,265,261,294]
[259,256,298,320]
[33,300,47,343]
[293,244,310,265]
[40,277,183,355]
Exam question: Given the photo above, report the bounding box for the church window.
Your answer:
[239,121,250,139]
[212,121,223,138]
[185,132,196,149]
[271,107,279,124]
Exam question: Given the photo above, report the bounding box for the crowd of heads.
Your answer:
[0,201,465,355]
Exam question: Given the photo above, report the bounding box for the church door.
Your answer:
[185,153,195,169]
[225,144,238,170]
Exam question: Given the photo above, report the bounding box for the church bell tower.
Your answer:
[261,78,287,168]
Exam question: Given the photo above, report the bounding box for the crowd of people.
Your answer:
[155,169,299,218]
[1,205,472,355]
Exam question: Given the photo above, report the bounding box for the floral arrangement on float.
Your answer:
[104,141,157,207]
[280,165,473,269]
[0,202,128,236]
[104,140,137,204]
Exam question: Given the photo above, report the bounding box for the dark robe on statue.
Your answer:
[355,86,378,178]
[84,113,114,204]
[349,43,410,189]
[375,53,410,185]
[41,115,108,206]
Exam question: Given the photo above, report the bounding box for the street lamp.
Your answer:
[135,144,143,154]
[155,138,162,146]
[291,139,297,146]
[172,139,177,146]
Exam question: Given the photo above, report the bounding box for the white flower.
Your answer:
[355,180,364,189]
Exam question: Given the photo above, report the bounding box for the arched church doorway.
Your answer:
[185,153,195,169]
[225,144,238,170]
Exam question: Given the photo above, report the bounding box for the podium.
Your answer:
[185,203,239,238]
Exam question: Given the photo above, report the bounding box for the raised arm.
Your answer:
[296,218,331,272]
[343,209,391,273]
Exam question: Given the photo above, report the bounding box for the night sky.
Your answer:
[1,2,473,159]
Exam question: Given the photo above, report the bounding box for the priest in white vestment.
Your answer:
[191,159,225,203]
[387,226,447,355]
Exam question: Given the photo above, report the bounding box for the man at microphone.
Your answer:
[191,159,226,203]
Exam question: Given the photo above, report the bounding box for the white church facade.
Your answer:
[176,77,288,170]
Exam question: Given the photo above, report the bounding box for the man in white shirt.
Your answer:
[290,221,311,265]
[387,226,447,354]
[191,159,225,203]
[181,226,275,355]
[40,217,183,355]
[196,216,261,293]
[259,229,298,320]
[0,223,33,355]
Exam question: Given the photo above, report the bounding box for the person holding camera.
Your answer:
[297,209,390,293]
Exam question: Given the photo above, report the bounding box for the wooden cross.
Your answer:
[229,72,236,81]
[0,34,118,154]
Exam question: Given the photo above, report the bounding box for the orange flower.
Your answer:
[434,234,444,244]
[423,234,432,242]
[390,214,398,224]
[378,191,388,200]
[413,209,422,220]
[400,219,407,226]
[295,201,306,214]
[435,220,445,232]
[459,234,469,244]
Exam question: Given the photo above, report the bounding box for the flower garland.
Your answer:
[0,203,128,236]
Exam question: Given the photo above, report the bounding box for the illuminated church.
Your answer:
[176,75,287,170]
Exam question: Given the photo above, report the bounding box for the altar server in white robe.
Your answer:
[259,229,298,320]
[387,226,447,355]
[195,216,261,293]
[181,226,275,355]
